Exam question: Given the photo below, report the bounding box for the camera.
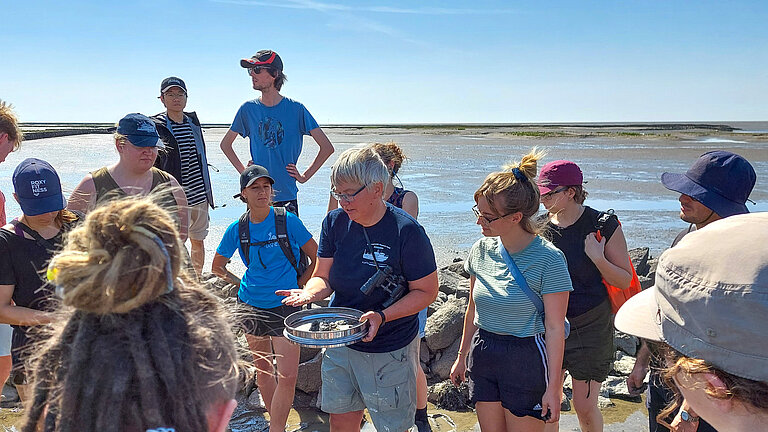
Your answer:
[359,264,408,308]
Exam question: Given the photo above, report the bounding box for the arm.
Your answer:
[277,256,335,306]
[627,340,651,395]
[297,238,319,287]
[211,253,241,287]
[66,175,96,214]
[360,270,438,342]
[219,129,246,174]
[585,225,633,288]
[401,191,419,219]
[286,127,335,183]
[450,275,478,386]
[168,176,189,242]
[0,285,54,326]
[541,290,570,423]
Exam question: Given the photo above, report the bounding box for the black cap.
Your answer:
[240,50,283,72]
[233,164,275,199]
[160,77,187,94]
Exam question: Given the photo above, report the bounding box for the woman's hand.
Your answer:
[541,386,562,423]
[276,289,313,307]
[286,164,308,183]
[359,311,384,342]
[449,354,467,386]
[584,232,606,263]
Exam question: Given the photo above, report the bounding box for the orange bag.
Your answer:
[595,210,643,314]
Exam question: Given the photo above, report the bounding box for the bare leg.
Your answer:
[268,337,300,432]
[503,408,546,432]
[190,239,205,275]
[416,364,428,409]
[571,378,604,432]
[330,410,364,432]
[247,335,277,413]
[475,402,509,432]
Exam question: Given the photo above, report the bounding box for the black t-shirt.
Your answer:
[544,206,619,318]
[318,204,437,353]
[0,222,72,350]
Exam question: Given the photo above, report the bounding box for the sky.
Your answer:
[2,0,768,124]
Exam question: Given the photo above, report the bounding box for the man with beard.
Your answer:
[627,150,757,432]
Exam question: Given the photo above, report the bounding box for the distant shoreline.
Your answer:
[18,122,768,141]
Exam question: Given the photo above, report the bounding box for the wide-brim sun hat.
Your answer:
[661,150,756,218]
[12,158,67,216]
[615,212,768,382]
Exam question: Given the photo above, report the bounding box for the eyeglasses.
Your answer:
[163,91,187,99]
[331,184,368,203]
[541,187,569,200]
[248,66,270,76]
[472,204,512,224]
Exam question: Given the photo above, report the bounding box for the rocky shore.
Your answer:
[201,247,657,430]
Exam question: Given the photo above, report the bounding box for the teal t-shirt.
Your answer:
[216,207,313,308]
[465,236,573,337]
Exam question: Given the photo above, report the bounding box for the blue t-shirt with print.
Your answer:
[217,207,313,309]
[230,97,320,202]
[318,204,437,353]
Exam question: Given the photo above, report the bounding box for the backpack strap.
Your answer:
[594,209,619,242]
[238,211,251,265]
[273,206,300,275]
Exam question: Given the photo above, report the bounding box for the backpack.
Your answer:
[238,207,309,280]
[594,209,642,313]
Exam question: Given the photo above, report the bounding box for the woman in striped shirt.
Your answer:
[450,149,572,432]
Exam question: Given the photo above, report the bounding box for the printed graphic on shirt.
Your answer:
[362,242,390,266]
[258,117,284,149]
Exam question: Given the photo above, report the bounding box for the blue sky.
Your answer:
[2,0,767,123]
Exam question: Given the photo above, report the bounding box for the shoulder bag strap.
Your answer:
[10,219,55,250]
[498,241,544,315]
[361,227,381,270]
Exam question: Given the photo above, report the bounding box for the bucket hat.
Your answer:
[661,151,756,217]
[12,158,67,216]
[615,212,768,382]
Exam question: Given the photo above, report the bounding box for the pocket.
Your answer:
[363,350,413,411]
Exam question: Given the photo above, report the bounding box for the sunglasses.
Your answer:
[541,186,569,200]
[331,184,368,203]
[247,66,271,76]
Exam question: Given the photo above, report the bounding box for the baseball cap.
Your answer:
[537,160,583,195]
[12,158,67,216]
[160,77,187,94]
[240,50,283,72]
[233,165,275,199]
[615,212,768,382]
[661,150,756,218]
[117,113,162,148]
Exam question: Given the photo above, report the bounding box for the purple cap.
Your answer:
[537,160,583,195]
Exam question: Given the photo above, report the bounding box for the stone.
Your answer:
[430,337,462,380]
[428,291,447,316]
[629,247,650,276]
[300,346,321,364]
[646,257,659,277]
[292,389,318,409]
[424,297,467,351]
[230,392,269,432]
[600,375,641,402]
[441,261,470,279]
[420,339,431,362]
[614,331,638,356]
[612,352,637,376]
[638,275,654,290]
[296,351,324,394]
[598,395,615,409]
[428,380,472,411]
[438,269,465,295]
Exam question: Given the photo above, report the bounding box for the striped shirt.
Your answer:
[170,119,207,206]
[465,236,573,337]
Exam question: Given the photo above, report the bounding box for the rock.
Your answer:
[247,387,266,408]
[428,291,448,316]
[300,346,321,364]
[1,382,19,408]
[612,352,637,376]
[598,395,615,409]
[428,380,472,411]
[638,275,654,290]
[201,273,238,299]
[292,389,318,409]
[438,269,464,295]
[629,247,650,276]
[420,339,431,363]
[430,338,462,380]
[424,297,467,351]
[646,257,659,276]
[600,375,641,402]
[230,392,269,432]
[441,261,470,279]
[614,331,638,356]
[296,351,324,394]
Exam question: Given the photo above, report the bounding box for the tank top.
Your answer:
[91,166,176,212]
[387,187,411,208]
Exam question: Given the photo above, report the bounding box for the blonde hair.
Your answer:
[474,148,546,235]
[23,197,240,431]
[331,146,389,197]
[0,99,23,150]
[371,142,407,176]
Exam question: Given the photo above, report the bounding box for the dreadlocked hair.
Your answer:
[22,197,240,432]
[474,148,547,235]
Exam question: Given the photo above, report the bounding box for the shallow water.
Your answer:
[1,129,766,270]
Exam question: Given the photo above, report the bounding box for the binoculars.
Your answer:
[359,264,408,308]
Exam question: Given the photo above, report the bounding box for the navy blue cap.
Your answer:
[661,151,757,218]
[12,158,66,216]
[233,164,274,199]
[160,76,187,94]
[117,113,162,148]
[240,50,283,72]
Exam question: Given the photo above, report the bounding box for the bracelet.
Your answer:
[375,310,387,324]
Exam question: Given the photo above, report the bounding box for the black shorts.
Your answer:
[467,328,550,421]
[238,299,300,337]
[273,199,299,217]
[562,299,614,382]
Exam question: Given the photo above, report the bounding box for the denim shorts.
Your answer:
[321,336,419,431]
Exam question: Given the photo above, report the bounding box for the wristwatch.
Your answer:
[680,409,699,422]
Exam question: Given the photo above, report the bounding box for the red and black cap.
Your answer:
[240,50,283,72]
